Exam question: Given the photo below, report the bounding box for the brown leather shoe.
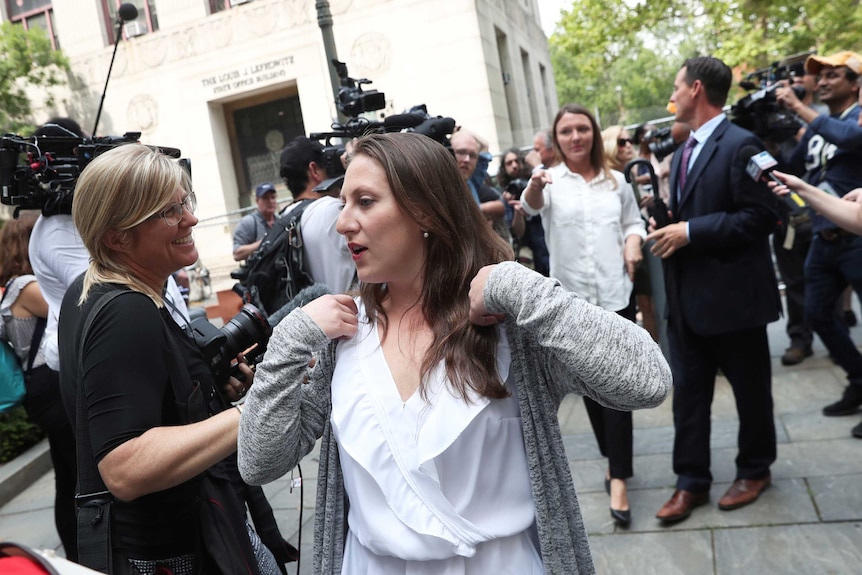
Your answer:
[717,475,771,511]
[656,489,709,523]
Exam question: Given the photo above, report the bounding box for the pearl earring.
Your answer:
[423,231,429,238]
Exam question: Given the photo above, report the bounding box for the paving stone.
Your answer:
[588,529,714,575]
[773,438,862,478]
[808,473,862,522]
[714,523,862,575]
[0,506,61,554]
[0,472,54,515]
[779,409,858,442]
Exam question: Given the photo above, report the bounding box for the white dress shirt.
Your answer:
[522,167,646,312]
[329,304,542,574]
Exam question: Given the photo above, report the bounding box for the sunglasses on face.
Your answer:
[617,138,633,147]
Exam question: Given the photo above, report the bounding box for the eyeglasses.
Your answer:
[617,138,633,147]
[453,149,478,160]
[147,192,197,226]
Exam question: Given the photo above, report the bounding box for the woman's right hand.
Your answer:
[302,294,359,340]
[767,170,807,197]
[529,168,552,193]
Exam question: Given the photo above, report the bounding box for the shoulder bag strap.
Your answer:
[74,288,133,573]
[24,317,46,375]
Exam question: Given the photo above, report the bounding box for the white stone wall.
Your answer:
[9,0,556,276]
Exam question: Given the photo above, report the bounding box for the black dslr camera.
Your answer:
[309,60,457,178]
[189,304,272,389]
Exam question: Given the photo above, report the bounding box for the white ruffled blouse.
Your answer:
[329,304,543,574]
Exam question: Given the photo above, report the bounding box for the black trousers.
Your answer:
[772,219,813,350]
[668,322,776,493]
[23,365,78,561]
[583,295,637,480]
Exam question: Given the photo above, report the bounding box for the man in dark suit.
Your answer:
[647,57,782,523]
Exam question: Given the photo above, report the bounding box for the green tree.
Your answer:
[0,22,69,134]
[550,0,862,125]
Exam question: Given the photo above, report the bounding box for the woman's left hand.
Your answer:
[623,236,643,281]
[224,353,254,402]
[469,265,506,326]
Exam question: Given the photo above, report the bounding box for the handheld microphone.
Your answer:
[742,146,807,215]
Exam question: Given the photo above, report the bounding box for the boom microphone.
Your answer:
[267,283,333,328]
[741,146,807,215]
[92,3,142,136]
[117,3,139,22]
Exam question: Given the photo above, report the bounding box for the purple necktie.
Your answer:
[678,136,697,194]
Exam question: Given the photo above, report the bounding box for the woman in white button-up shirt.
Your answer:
[522,105,648,526]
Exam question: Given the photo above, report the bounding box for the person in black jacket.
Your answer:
[648,57,781,523]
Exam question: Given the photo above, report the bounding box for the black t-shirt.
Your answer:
[59,279,219,559]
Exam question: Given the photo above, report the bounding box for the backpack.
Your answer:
[0,339,25,413]
[0,279,46,413]
[235,199,316,316]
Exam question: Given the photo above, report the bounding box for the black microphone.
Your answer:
[383,113,427,130]
[742,146,807,215]
[117,3,138,22]
[267,283,333,328]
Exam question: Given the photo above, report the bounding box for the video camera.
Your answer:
[309,60,456,178]
[642,127,679,162]
[0,130,182,217]
[505,178,530,199]
[730,53,811,142]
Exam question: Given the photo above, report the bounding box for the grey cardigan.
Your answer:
[238,262,672,574]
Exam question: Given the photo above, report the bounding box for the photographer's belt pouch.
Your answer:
[76,491,113,573]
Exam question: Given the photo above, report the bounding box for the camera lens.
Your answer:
[220,304,272,362]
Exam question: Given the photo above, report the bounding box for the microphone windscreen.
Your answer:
[383,113,427,129]
[118,3,139,21]
[267,283,333,328]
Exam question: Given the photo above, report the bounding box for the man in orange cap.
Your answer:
[776,51,862,439]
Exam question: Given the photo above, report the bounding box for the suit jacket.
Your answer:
[664,118,780,336]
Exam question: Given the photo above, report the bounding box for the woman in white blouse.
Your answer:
[521,105,648,526]
[238,132,671,573]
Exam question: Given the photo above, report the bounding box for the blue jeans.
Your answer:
[804,233,862,387]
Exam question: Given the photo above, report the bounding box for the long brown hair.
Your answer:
[351,133,513,401]
[552,103,612,181]
[0,214,38,285]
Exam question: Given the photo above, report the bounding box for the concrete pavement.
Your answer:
[2,305,862,574]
